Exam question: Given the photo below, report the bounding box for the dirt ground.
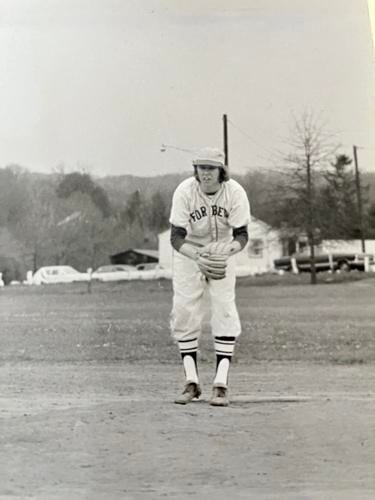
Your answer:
[1,361,375,500]
[1,278,375,499]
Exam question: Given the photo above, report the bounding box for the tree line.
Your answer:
[0,114,374,284]
[0,168,172,283]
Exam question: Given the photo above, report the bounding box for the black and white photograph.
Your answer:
[1,1,375,498]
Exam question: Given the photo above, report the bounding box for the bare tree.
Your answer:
[275,112,339,284]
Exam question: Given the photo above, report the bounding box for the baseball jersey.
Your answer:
[170,177,251,246]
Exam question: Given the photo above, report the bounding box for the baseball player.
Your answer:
[169,147,251,406]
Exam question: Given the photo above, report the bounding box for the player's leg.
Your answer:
[208,258,240,406]
[171,256,206,404]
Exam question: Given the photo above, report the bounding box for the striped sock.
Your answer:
[178,338,199,384]
[213,336,236,387]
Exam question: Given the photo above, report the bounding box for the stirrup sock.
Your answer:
[178,338,199,384]
[213,336,236,387]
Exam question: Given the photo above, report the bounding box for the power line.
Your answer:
[227,119,266,149]
[227,118,283,163]
[331,143,375,152]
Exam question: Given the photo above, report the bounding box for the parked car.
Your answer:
[136,263,159,271]
[274,253,375,273]
[136,263,172,280]
[91,264,139,282]
[32,266,90,285]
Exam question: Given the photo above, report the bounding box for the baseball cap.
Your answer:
[192,147,225,168]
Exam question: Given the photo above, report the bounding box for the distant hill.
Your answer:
[96,172,190,206]
[95,171,258,208]
[95,170,375,205]
[4,164,375,207]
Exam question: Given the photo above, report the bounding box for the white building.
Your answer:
[319,239,375,255]
[158,217,283,276]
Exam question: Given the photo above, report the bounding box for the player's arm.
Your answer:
[169,186,203,260]
[230,225,249,254]
[221,183,250,256]
[170,224,202,260]
[204,225,248,256]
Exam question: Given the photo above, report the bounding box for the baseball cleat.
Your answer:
[174,382,202,405]
[209,386,229,407]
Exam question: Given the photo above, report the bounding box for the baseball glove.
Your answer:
[197,253,227,280]
[201,241,234,257]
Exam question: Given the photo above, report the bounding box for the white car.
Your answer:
[136,263,172,280]
[91,264,140,282]
[32,266,90,285]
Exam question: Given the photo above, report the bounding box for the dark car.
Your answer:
[274,253,374,273]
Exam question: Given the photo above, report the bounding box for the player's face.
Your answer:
[197,165,220,193]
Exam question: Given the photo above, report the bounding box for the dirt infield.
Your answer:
[1,278,375,499]
[1,362,375,500]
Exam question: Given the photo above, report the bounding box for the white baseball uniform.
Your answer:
[169,176,251,342]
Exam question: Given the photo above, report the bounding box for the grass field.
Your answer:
[1,273,375,365]
[1,275,375,499]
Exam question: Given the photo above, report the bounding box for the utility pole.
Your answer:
[306,153,317,284]
[353,145,366,253]
[223,114,228,166]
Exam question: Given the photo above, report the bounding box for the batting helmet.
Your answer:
[192,147,229,182]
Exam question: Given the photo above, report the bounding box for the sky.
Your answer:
[0,0,374,178]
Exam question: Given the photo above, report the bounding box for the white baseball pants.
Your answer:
[170,254,241,341]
